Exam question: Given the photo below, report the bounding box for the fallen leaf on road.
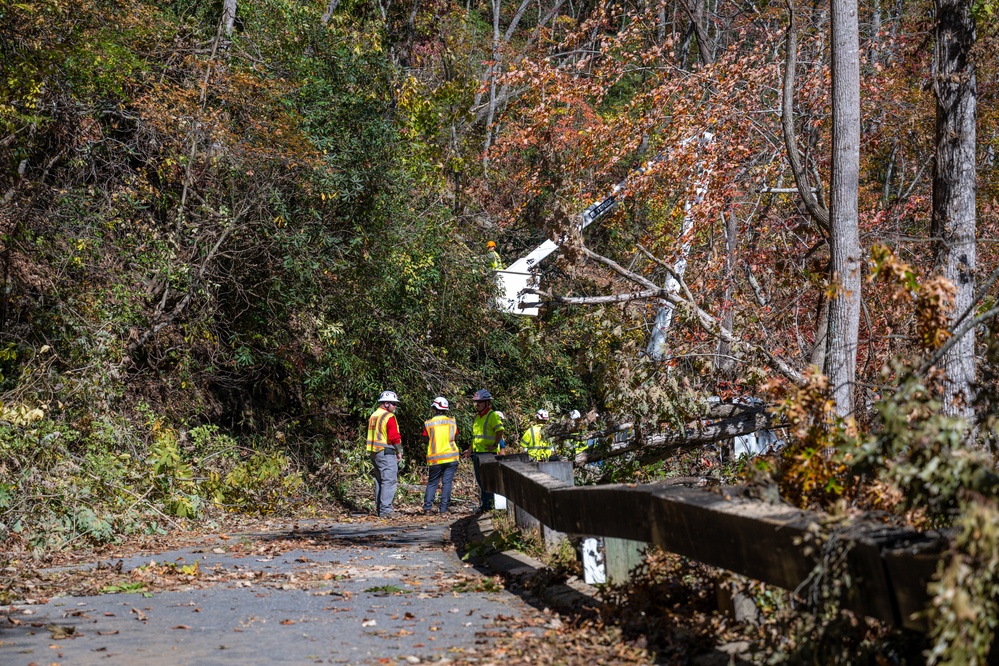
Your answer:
[131,608,147,622]
[172,625,190,630]
[47,625,76,639]
[280,619,295,625]
[96,630,119,636]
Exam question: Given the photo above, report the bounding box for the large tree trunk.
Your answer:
[222,0,237,38]
[932,0,977,423]
[826,0,862,419]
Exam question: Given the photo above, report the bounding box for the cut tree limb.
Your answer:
[574,408,781,466]
[526,246,806,385]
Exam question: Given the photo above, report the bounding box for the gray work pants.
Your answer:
[370,449,399,516]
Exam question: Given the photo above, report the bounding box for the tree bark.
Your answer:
[811,294,829,370]
[827,0,862,418]
[716,211,737,374]
[932,0,977,423]
[321,0,341,24]
[222,0,237,38]
[575,408,779,465]
[679,0,714,66]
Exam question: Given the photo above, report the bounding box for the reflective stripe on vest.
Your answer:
[425,416,459,465]
[366,407,393,453]
[471,410,502,453]
[520,424,550,460]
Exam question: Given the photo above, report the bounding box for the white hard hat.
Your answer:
[378,390,400,404]
[432,396,449,410]
[535,409,549,421]
[569,410,581,419]
[494,411,505,420]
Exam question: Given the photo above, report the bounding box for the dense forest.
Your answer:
[2,0,998,661]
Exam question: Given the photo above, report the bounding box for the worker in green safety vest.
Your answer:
[462,388,504,512]
[521,409,553,461]
[485,240,503,270]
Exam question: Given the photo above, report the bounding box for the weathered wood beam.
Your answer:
[478,455,946,631]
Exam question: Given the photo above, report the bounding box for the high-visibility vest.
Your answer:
[471,410,503,453]
[520,424,551,461]
[486,250,502,270]
[425,415,459,465]
[366,407,395,453]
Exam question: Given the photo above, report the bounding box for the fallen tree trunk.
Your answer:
[576,409,781,466]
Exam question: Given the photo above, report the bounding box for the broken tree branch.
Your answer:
[782,0,830,232]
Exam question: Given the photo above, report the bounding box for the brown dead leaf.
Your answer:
[280,619,295,625]
[131,608,147,622]
[172,625,190,630]
[47,625,76,639]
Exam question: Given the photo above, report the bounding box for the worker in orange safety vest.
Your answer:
[422,396,459,515]
[366,390,403,517]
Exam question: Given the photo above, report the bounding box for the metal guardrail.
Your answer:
[478,455,946,632]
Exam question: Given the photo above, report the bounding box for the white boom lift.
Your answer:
[494,131,714,365]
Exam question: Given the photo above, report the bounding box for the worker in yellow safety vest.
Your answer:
[521,409,553,461]
[462,388,504,512]
[366,390,403,517]
[421,397,459,515]
[485,240,503,270]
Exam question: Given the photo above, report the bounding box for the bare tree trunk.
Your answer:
[679,0,714,66]
[827,0,862,418]
[222,0,237,38]
[932,0,977,423]
[321,0,342,24]
[811,295,829,371]
[717,212,737,374]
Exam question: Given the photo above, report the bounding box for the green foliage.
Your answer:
[926,498,999,665]
[364,584,408,595]
[101,581,148,594]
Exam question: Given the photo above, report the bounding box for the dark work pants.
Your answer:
[472,453,493,511]
[423,461,458,513]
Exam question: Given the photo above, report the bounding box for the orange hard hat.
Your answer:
[486,240,497,249]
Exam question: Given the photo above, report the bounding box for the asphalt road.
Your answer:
[0,520,549,665]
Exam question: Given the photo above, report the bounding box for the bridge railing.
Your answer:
[478,454,946,632]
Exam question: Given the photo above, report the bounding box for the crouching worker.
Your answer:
[422,396,459,515]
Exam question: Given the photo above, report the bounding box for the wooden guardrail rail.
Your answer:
[478,455,947,632]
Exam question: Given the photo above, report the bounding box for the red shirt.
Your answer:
[386,414,402,446]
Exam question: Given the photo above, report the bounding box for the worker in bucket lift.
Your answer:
[521,409,553,461]
[485,240,503,270]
